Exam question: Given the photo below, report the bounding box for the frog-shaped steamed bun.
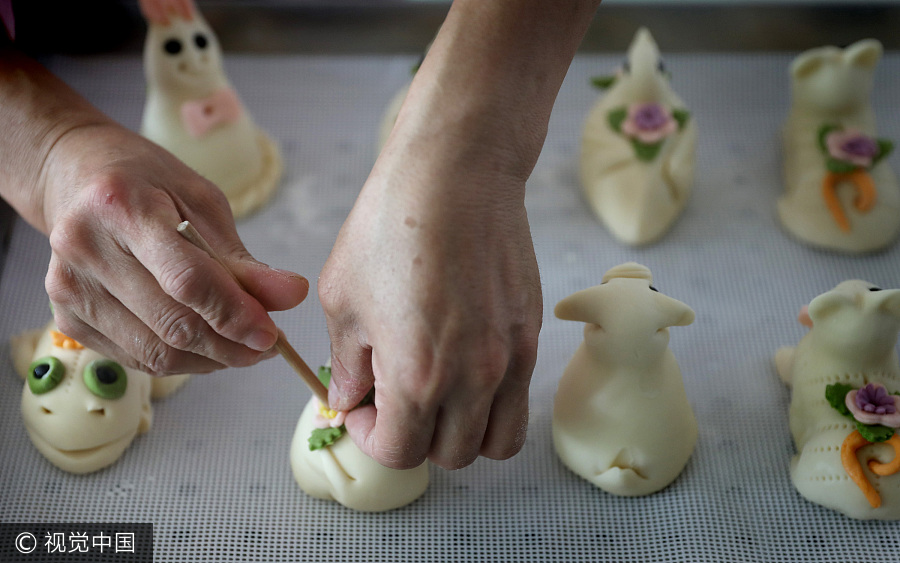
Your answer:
[11,321,189,474]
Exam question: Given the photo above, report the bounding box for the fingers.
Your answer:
[328,345,375,411]
[47,254,227,375]
[340,339,534,471]
[344,385,438,470]
[224,252,309,313]
[46,168,298,373]
[480,329,537,460]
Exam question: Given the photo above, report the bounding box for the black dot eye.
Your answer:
[84,359,127,400]
[194,33,208,49]
[657,59,667,73]
[649,285,659,292]
[164,38,182,55]
[27,356,65,395]
[869,286,883,292]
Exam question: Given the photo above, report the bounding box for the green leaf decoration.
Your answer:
[309,426,346,451]
[672,108,690,130]
[818,124,840,153]
[631,139,663,162]
[857,422,895,443]
[607,107,627,134]
[825,157,860,174]
[317,365,332,388]
[825,383,854,417]
[872,138,894,167]
[591,75,616,90]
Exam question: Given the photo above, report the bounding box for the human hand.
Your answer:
[40,123,308,375]
[319,134,543,471]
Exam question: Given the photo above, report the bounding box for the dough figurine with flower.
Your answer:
[289,364,429,512]
[139,0,283,218]
[779,38,899,253]
[10,321,189,474]
[552,263,697,496]
[776,280,900,519]
[579,27,697,246]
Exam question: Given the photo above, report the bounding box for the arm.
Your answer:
[320,0,601,469]
[0,49,308,374]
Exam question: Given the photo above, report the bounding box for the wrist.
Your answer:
[39,120,125,234]
[0,52,115,234]
[392,0,598,180]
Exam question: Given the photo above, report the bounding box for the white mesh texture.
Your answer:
[1,53,900,562]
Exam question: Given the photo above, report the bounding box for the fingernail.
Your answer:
[246,329,277,351]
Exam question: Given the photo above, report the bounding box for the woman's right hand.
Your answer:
[40,122,308,375]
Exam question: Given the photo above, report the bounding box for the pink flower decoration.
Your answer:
[846,383,900,428]
[313,403,347,429]
[621,103,678,144]
[826,128,879,168]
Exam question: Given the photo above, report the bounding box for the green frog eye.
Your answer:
[83,360,127,399]
[27,356,65,394]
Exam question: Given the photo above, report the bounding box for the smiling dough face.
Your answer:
[290,396,429,512]
[17,323,152,474]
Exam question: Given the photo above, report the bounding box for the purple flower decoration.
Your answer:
[621,102,677,144]
[826,129,880,168]
[846,383,900,428]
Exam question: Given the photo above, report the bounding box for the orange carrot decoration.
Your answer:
[869,433,900,477]
[841,429,882,508]
[822,169,877,232]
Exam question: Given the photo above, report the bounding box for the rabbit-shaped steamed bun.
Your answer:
[779,38,900,253]
[553,263,697,496]
[580,28,697,245]
[776,280,900,519]
[139,0,282,218]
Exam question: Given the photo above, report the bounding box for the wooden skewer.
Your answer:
[177,220,329,403]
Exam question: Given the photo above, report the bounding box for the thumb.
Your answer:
[328,344,375,411]
[232,259,309,312]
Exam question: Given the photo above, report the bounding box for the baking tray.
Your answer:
[2,49,900,562]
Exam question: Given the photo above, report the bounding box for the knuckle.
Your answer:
[48,214,97,264]
[158,256,209,307]
[44,262,80,309]
[154,304,204,352]
[470,339,511,392]
[317,270,344,317]
[142,339,183,376]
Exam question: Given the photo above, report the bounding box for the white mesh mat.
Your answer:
[2,51,900,562]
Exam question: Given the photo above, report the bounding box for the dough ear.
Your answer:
[659,298,695,328]
[554,287,604,324]
[844,38,882,69]
[10,329,43,379]
[877,289,900,318]
[808,290,853,323]
[791,51,825,79]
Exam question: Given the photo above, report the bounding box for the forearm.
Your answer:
[0,49,115,234]
[388,0,600,189]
